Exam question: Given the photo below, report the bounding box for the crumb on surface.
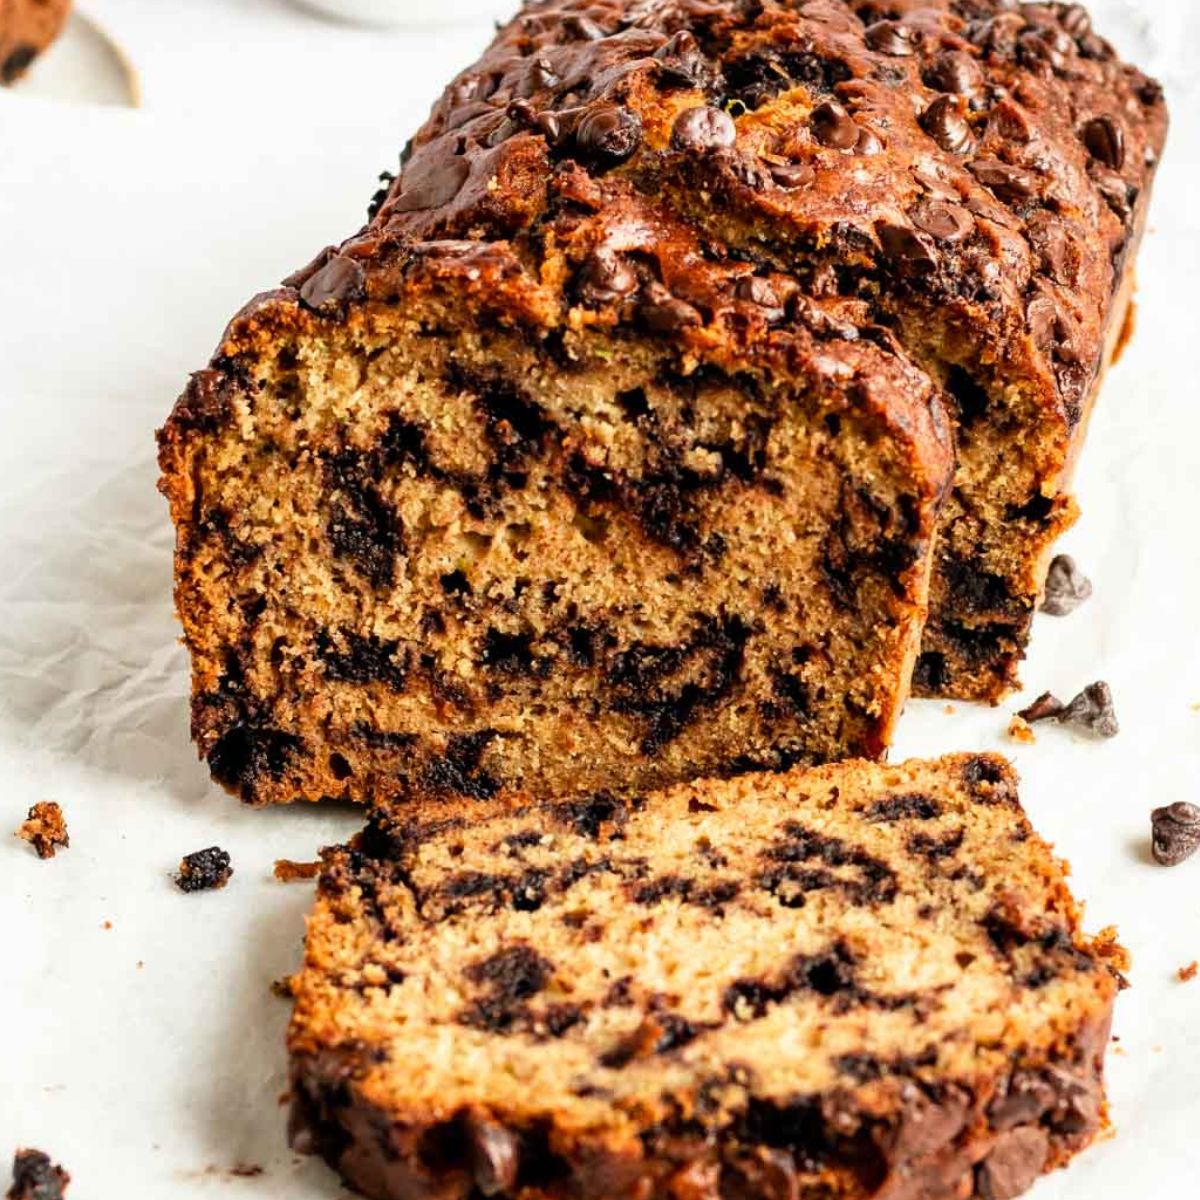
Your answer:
[273,858,320,883]
[271,976,296,999]
[15,802,69,859]
[1092,926,1131,978]
[8,1149,70,1200]
[942,704,955,715]
[1007,715,1036,744]
[1179,961,1198,983]
[230,1164,264,1178]
[175,847,233,893]
[102,921,112,931]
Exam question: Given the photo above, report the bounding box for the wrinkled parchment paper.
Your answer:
[2,2,1197,1194]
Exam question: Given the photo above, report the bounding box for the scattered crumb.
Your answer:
[1190,702,1200,712]
[278,1091,291,1106]
[273,858,320,883]
[174,847,233,893]
[1178,961,1198,983]
[136,961,144,969]
[1007,715,1036,744]
[15,802,69,860]
[943,704,956,715]
[8,1149,70,1200]
[271,976,296,999]
[1092,926,1131,985]
[102,921,112,931]
[230,1164,264,1178]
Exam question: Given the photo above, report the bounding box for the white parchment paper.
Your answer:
[1,2,1197,1195]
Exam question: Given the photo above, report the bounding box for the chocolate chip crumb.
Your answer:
[15,802,68,860]
[1007,715,1036,744]
[1058,682,1119,738]
[175,847,234,892]
[1178,961,1198,983]
[463,1112,519,1196]
[1040,554,1092,616]
[1151,803,1200,867]
[8,1150,70,1200]
[1017,692,1066,724]
[274,858,321,883]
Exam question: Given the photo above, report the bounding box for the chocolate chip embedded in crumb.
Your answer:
[1040,554,1093,615]
[969,159,1039,202]
[911,199,974,243]
[638,283,702,334]
[922,96,975,156]
[175,847,234,892]
[1082,116,1125,170]
[924,50,984,97]
[671,106,736,153]
[865,20,918,57]
[298,255,366,316]
[392,156,471,213]
[976,1126,1049,1200]
[575,104,643,165]
[877,223,939,276]
[8,1150,70,1200]
[1017,692,1066,724]
[810,101,858,150]
[1058,681,1119,738]
[767,160,815,190]
[15,802,69,860]
[1151,802,1200,867]
[463,1112,519,1196]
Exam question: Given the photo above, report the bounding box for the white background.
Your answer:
[1,1,1197,1196]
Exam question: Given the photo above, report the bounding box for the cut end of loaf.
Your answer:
[288,752,1120,1200]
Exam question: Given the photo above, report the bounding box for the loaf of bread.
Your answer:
[288,752,1124,1200]
[0,0,70,83]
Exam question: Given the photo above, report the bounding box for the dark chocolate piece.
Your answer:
[1151,802,1200,867]
[175,846,234,892]
[1040,554,1093,616]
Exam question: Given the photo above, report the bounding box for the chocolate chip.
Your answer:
[720,1149,797,1200]
[1059,5,1092,39]
[526,57,560,93]
[911,199,974,243]
[175,846,233,893]
[576,104,642,165]
[299,255,366,316]
[1058,681,1119,738]
[922,96,975,155]
[577,248,638,306]
[865,20,918,57]
[855,127,883,156]
[463,1113,520,1196]
[563,14,606,40]
[654,30,708,89]
[1040,554,1092,615]
[671,105,737,152]
[639,283,701,334]
[924,50,984,96]
[1017,692,1066,724]
[736,276,784,320]
[969,159,1039,202]
[877,223,939,275]
[976,1126,1049,1200]
[886,1085,969,1159]
[1026,294,1071,358]
[8,1150,70,1200]
[1151,802,1200,867]
[393,156,471,213]
[768,160,815,189]
[810,101,858,149]
[988,1071,1056,1130]
[1082,115,1125,170]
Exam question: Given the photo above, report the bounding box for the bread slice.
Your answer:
[288,753,1122,1200]
[158,205,951,808]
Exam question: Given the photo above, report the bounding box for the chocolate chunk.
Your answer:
[15,801,69,860]
[969,159,1039,202]
[1058,681,1119,738]
[654,30,709,89]
[639,283,702,334]
[922,96,975,156]
[577,248,638,306]
[8,1150,70,1200]
[1017,692,1065,724]
[393,156,471,213]
[865,21,918,57]
[735,276,784,321]
[976,1126,1049,1200]
[911,199,974,243]
[1040,554,1092,615]
[175,846,233,892]
[1039,1065,1102,1134]
[1082,116,1125,170]
[299,255,366,316]
[924,50,984,96]
[463,1112,520,1196]
[671,106,737,152]
[810,101,858,150]
[767,161,815,189]
[988,1070,1055,1130]
[576,104,642,166]
[1151,802,1200,867]
[884,1085,969,1160]
[877,223,939,276]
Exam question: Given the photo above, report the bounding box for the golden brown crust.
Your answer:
[0,0,71,83]
[288,753,1120,1200]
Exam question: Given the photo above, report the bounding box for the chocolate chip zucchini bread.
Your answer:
[158,98,954,808]
[0,0,70,84]
[289,752,1124,1200]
